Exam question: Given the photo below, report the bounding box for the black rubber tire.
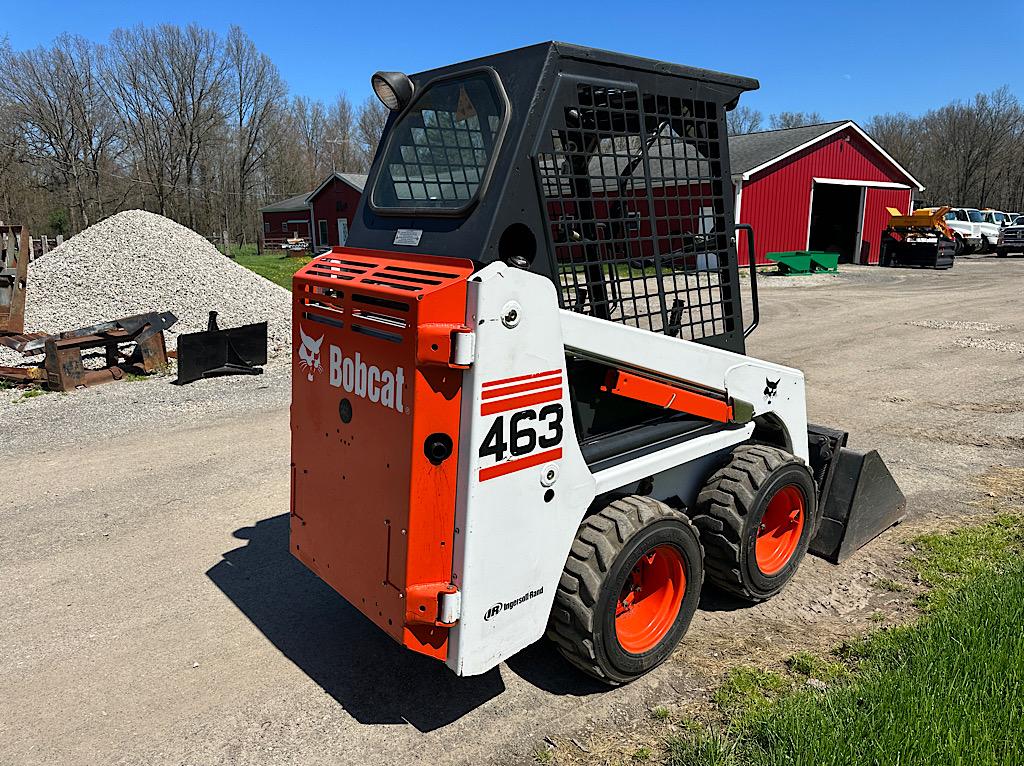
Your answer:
[954,235,965,256]
[980,236,991,254]
[997,247,1008,257]
[546,495,703,685]
[692,444,816,603]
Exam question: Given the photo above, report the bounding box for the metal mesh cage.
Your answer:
[534,80,737,342]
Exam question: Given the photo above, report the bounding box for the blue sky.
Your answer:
[5,0,1021,123]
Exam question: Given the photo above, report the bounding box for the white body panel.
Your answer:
[446,264,809,676]
[447,264,597,676]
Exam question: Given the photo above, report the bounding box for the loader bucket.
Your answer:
[175,312,267,385]
[809,447,907,564]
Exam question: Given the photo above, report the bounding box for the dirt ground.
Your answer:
[2,255,1022,766]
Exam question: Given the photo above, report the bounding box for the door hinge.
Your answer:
[416,324,475,369]
[405,582,460,627]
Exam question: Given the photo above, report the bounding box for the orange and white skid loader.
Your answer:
[289,43,906,684]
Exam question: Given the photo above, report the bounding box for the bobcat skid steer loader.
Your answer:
[289,42,906,684]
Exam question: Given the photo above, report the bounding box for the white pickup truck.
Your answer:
[996,215,1024,257]
[943,208,1001,253]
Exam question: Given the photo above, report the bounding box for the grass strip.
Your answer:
[666,513,1024,766]
[234,253,311,289]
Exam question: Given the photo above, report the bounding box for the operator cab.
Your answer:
[349,42,760,466]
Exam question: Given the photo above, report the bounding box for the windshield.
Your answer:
[372,72,505,212]
[967,210,984,222]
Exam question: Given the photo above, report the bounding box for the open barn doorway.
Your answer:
[808,183,863,263]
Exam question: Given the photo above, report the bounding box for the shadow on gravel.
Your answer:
[206,513,504,732]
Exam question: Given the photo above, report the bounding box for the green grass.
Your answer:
[664,513,1024,766]
[234,252,311,289]
[214,243,259,258]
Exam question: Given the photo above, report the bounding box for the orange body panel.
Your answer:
[602,369,733,423]
[290,247,474,659]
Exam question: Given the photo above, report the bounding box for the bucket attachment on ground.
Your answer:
[806,424,907,564]
[175,311,267,385]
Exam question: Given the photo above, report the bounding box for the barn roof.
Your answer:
[729,120,924,190]
[259,193,312,213]
[307,172,368,202]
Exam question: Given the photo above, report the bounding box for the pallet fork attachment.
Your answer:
[806,424,907,564]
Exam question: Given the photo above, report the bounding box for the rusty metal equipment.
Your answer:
[1,225,30,335]
[0,311,176,391]
[174,311,267,385]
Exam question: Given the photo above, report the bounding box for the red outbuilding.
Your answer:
[307,172,367,250]
[731,121,924,265]
[259,172,367,251]
[259,193,314,245]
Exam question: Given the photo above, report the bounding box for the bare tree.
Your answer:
[769,111,824,130]
[357,96,388,168]
[727,105,763,135]
[0,34,120,228]
[225,25,284,242]
[291,95,329,187]
[326,94,362,172]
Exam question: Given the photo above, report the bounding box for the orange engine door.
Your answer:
[290,247,474,659]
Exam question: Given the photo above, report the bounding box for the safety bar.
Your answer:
[736,223,759,337]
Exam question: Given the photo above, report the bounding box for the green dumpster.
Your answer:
[766,251,839,275]
[809,252,839,272]
[766,251,814,274]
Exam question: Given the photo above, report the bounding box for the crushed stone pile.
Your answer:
[0,210,291,367]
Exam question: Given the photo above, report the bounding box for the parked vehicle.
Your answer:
[942,208,1001,253]
[996,218,1024,256]
[968,209,1002,252]
[982,209,1015,228]
[936,208,979,253]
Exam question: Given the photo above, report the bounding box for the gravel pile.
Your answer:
[0,210,291,367]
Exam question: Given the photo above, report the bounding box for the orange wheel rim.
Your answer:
[755,484,805,575]
[615,544,686,654]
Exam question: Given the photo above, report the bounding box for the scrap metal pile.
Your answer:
[0,210,287,391]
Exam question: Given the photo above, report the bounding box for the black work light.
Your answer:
[371,71,414,111]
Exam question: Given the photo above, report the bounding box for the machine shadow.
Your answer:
[206,513,504,732]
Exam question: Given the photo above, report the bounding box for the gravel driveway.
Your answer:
[2,255,1022,766]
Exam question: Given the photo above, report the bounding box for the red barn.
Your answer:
[731,121,924,265]
[307,172,367,250]
[259,193,314,245]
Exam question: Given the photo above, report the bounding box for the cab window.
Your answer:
[372,72,505,213]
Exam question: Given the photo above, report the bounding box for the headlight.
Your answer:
[371,71,415,112]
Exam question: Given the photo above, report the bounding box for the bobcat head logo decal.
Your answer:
[297,325,324,382]
[763,378,780,403]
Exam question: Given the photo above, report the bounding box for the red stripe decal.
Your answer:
[480,448,562,482]
[481,374,562,400]
[480,387,562,415]
[483,369,562,388]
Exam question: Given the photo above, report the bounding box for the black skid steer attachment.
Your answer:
[175,311,267,385]
[806,424,907,564]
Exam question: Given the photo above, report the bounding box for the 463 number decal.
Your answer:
[479,403,564,463]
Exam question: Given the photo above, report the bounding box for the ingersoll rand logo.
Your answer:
[484,587,544,621]
[297,324,408,413]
